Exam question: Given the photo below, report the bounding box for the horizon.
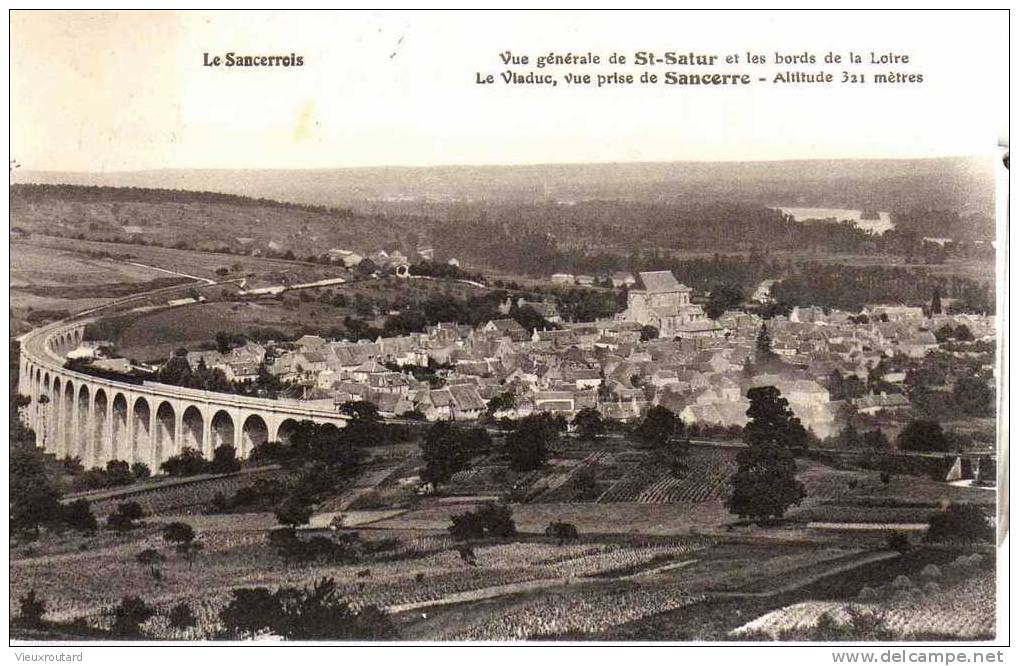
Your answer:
[10,153,995,177]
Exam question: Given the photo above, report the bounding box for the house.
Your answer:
[517,299,562,323]
[550,273,575,285]
[752,279,778,304]
[563,367,602,390]
[610,272,637,288]
[92,358,132,374]
[621,271,711,337]
[327,249,364,267]
[224,361,260,383]
[186,350,226,371]
[373,392,416,418]
[899,331,939,358]
[413,385,486,421]
[481,318,530,342]
[853,392,911,415]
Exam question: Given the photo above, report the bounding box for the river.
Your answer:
[773,206,894,234]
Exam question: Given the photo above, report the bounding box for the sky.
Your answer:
[9,10,1009,172]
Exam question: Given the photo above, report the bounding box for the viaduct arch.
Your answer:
[17,317,349,470]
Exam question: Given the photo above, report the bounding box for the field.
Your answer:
[19,235,348,286]
[10,436,998,642]
[10,192,418,261]
[87,273,490,361]
[732,557,995,640]
[9,241,197,334]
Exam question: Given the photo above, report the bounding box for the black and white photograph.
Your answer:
[7,9,1009,652]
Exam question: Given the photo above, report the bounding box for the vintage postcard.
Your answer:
[7,8,1009,655]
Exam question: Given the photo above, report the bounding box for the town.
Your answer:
[68,267,995,450]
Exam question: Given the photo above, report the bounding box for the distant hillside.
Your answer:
[13,156,995,215]
[9,183,428,260]
[9,155,997,278]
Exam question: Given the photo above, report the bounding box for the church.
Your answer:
[621,270,719,337]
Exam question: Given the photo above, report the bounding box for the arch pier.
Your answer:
[17,319,349,470]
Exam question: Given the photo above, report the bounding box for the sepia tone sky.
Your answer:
[10,10,1009,172]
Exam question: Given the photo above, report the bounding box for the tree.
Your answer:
[635,405,681,448]
[136,548,165,578]
[275,495,313,529]
[420,421,477,488]
[862,428,891,451]
[572,407,606,439]
[338,400,380,422]
[505,414,559,471]
[219,587,281,639]
[219,580,395,640]
[448,502,516,540]
[208,444,241,473]
[931,288,943,315]
[897,420,950,453]
[639,325,659,342]
[18,589,46,628]
[168,602,197,630]
[706,284,744,319]
[156,354,194,386]
[755,323,777,363]
[62,499,98,532]
[163,521,196,548]
[160,447,207,477]
[9,409,63,535]
[111,596,155,637]
[107,501,146,532]
[727,441,806,524]
[131,462,151,479]
[486,392,516,415]
[105,459,134,486]
[545,521,579,545]
[743,386,809,453]
[273,578,396,640]
[954,377,993,416]
[727,387,807,523]
[954,324,974,341]
[925,504,994,543]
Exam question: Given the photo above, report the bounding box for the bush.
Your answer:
[275,495,313,529]
[857,586,879,601]
[208,445,242,474]
[163,521,195,547]
[18,589,46,627]
[168,602,196,629]
[107,501,146,532]
[545,521,579,545]
[218,579,395,640]
[219,587,280,638]
[160,448,207,477]
[111,596,155,637]
[925,503,995,543]
[131,463,151,480]
[62,499,98,532]
[448,502,516,540]
[891,575,914,590]
[886,532,911,554]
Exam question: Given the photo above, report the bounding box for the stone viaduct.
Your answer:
[18,318,349,471]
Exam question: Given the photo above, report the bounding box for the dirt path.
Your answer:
[386,576,600,614]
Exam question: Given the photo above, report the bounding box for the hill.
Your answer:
[10,183,425,260]
[14,156,994,214]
